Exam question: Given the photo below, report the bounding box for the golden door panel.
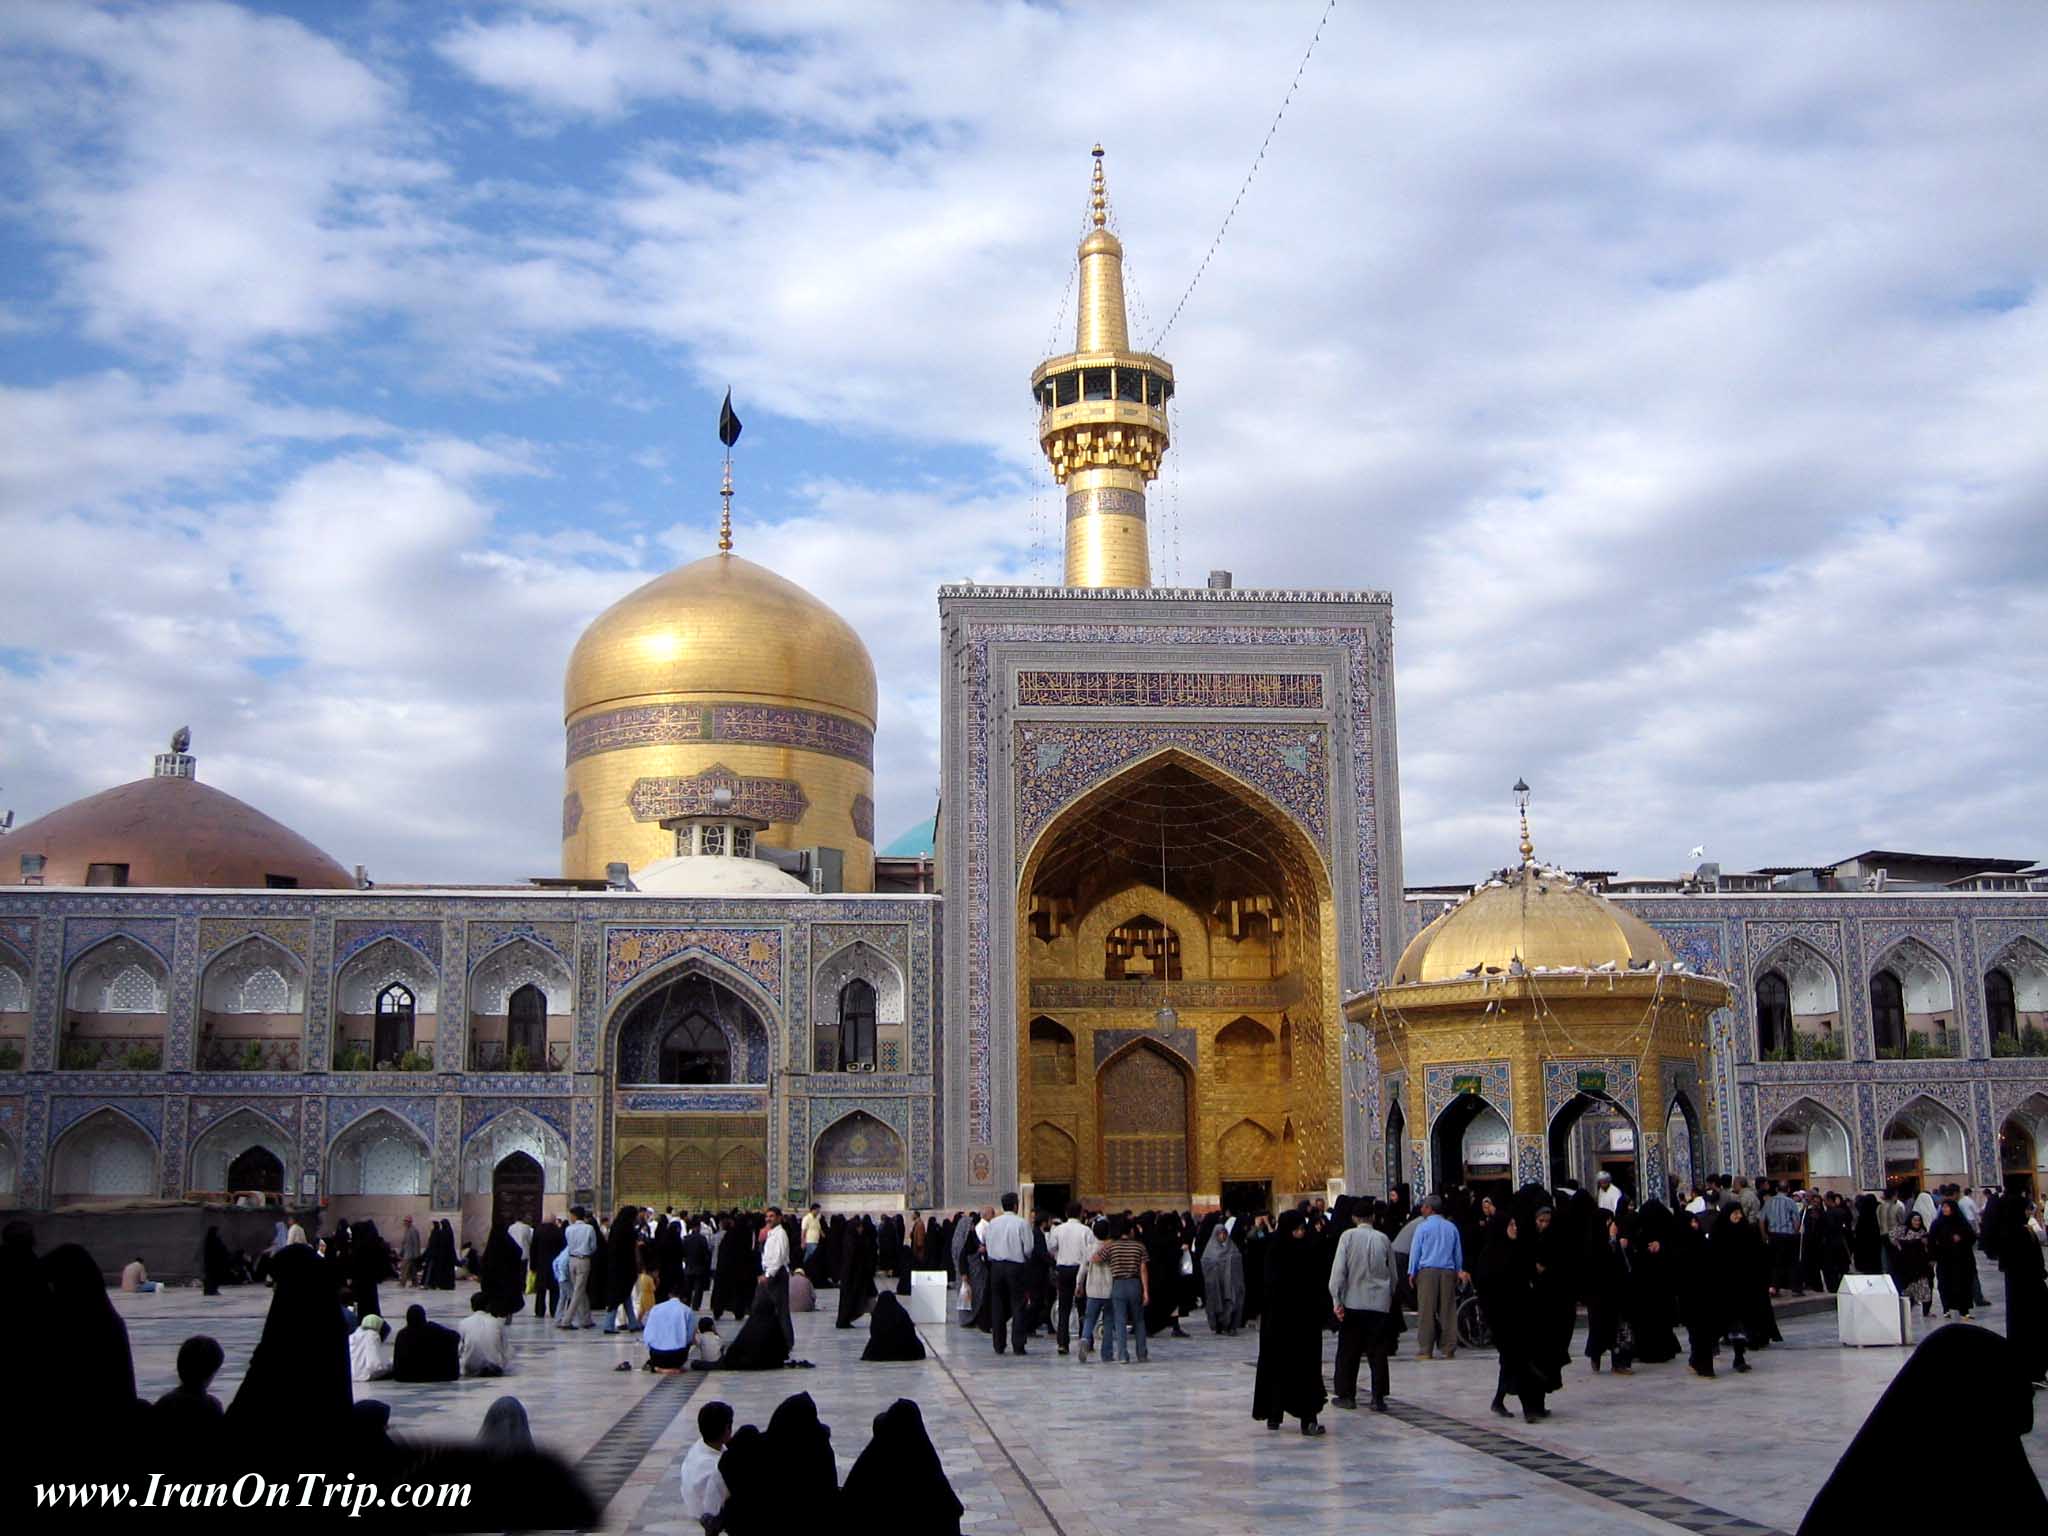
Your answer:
[613,1112,767,1209]
[1098,1043,1190,1198]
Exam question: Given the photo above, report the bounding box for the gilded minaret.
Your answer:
[1032,147,1174,588]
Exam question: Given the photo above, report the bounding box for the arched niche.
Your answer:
[1218,1116,1278,1182]
[1548,1090,1639,1201]
[468,938,573,1072]
[1870,938,1958,1057]
[62,937,168,1070]
[610,960,775,1086]
[1882,1095,1969,1197]
[1431,1094,1511,1199]
[333,939,438,1071]
[1030,1120,1078,1185]
[811,1111,907,1205]
[198,937,307,1071]
[1762,1097,1853,1194]
[461,1108,568,1195]
[327,1109,431,1196]
[189,1108,293,1198]
[1215,1016,1278,1085]
[813,940,906,1073]
[1383,1094,1408,1189]
[0,949,29,1014]
[1028,1016,1077,1086]
[1986,940,2048,1051]
[51,1108,158,1203]
[0,1131,16,1198]
[1665,1093,1703,1202]
[1752,939,1842,1059]
[1072,885,1214,981]
[1998,1093,2048,1196]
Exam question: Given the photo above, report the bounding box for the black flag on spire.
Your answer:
[718,389,743,448]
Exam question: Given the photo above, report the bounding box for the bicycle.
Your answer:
[1456,1284,1493,1350]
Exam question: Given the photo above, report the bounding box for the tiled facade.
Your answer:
[0,888,939,1217]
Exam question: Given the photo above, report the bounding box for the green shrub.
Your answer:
[335,1045,372,1072]
[61,1042,100,1070]
[239,1040,266,1071]
[0,1042,22,1070]
[397,1048,434,1073]
[508,1043,534,1073]
[122,1043,162,1070]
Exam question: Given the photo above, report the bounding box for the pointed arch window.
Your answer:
[1986,968,2017,1045]
[375,983,416,1065]
[659,1013,730,1084]
[1870,970,1906,1057]
[1755,970,1791,1057]
[507,982,547,1063]
[838,978,878,1070]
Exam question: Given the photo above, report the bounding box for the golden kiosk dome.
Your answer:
[561,552,879,889]
[1393,869,1675,984]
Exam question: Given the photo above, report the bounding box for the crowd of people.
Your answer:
[12,1169,2044,1527]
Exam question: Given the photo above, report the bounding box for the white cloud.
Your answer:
[2,1,2044,886]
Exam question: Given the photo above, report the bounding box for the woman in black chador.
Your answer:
[1711,1202,1779,1357]
[347,1220,391,1326]
[1851,1193,1884,1275]
[764,1391,838,1510]
[836,1215,878,1328]
[1798,1324,2048,1532]
[710,1214,756,1321]
[1990,1197,2047,1386]
[843,1399,963,1536]
[1582,1208,1632,1373]
[1474,1213,1548,1421]
[862,1290,926,1361]
[1929,1196,1978,1319]
[421,1218,458,1289]
[1251,1211,1328,1436]
[200,1225,236,1296]
[228,1244,352,1456]
[479,1221,527,1317]
[722,1287,792,1371]
[1624,1200,1681,1364]
[1676,1207,1724,1377]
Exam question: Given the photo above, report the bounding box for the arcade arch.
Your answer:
[1751,940,1841,1059]
[51,1108,157,1202]
[189,1108,292,1199]
[198,936,306,1070]
[1432,1093,1512,1201]
[1881,1096,1969,1198]
[62,937,168,1070]
[468,939,573,1071]
[334,939,438,1070]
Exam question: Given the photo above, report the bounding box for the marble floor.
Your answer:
[113,1274,2047,1534]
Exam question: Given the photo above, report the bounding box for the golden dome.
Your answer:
[565,553,876,726]
[1392,868,1675,985]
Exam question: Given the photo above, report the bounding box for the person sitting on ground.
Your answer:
[690,1316,724,1370]
[350,1313,394,1381]
[843,1398,963,1536]
[721,1287,793,1371]
[153,1335,226,1458]
[120,1256,159,1293]
[788,1265,817,1313]
[459,1291,512,1377]
[392,1302,461,1382]
[680,1399,733,1529]
[641,1282,697,1372]
[475,1395,536,1455]
[861,1290,926,1362]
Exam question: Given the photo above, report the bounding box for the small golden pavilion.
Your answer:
[1348,786,1731,1204]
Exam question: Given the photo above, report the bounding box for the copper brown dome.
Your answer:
[7,772,353,889]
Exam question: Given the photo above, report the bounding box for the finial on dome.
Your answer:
[1090,144,1107,228]
[716,389,743,555]
[1513,778,1533,869]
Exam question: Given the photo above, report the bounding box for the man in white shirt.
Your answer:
[641,1284,696,1370]
[558,1206,599,1329]
[286,1218,307,1246]
[982,1192,1033,1356]
[680,1401,732,1525]
[759,1207,795,1353]
[507,1215,534,1265]
[1596,1173,1623,1214]
[458,1293,511,1377]
[1048,1201,1095,1355]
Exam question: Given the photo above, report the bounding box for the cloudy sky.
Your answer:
[2,1,2043,887]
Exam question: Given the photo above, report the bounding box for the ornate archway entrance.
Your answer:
[1549,1091,1639,1201]
[1016,751,1337,1206]
[491,1151,543,1228]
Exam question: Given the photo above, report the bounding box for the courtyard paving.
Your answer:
[113,1273,2046,1534]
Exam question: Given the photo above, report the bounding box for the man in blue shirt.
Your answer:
[1407,1196,1469,1360]
[1761,1182,1804,1294]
